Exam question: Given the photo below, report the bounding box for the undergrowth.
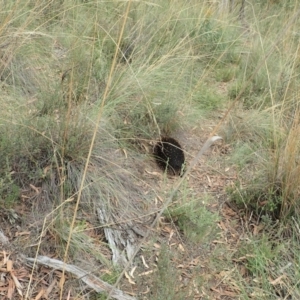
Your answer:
[165,195,219,243]
[1,0,300,299]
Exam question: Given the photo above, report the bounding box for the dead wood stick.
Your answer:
[25,255,136,300]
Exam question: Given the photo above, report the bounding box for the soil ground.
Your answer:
[118,121,242,300]
[0,115,249,299]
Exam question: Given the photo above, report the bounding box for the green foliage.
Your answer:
[0,169,20,208]
[191,19,231,60]
[215,66,236,82]
[100,268,120,285]
[225,108,300,221]
[2,0,300,298]
[239,235,279,276]
[150,245,186,300]
[192,85,224,111]
[166,198,219,243]
[227,180,283,220]
[229,235,284,299]
[228,80,253,104]
[223,110,277,150]
[230,142,256,168]
[107,60,190,140]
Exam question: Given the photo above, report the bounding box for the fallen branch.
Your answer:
[25,255,136,300]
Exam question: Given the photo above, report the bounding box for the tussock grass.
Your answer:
[1,0,300,299]
[211,2,300,298]
[224,1,300,219]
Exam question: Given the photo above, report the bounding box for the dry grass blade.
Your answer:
[60,2,133,297]
[1,1,300,299]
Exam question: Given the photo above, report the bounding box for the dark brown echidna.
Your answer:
[153,137,185,175]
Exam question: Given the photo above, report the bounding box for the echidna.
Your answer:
[153,137,185,175]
